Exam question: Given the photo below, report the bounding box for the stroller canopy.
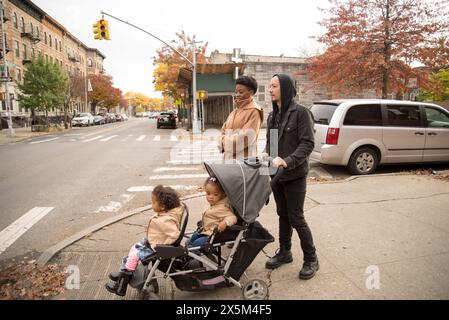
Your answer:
[203,160,271,224]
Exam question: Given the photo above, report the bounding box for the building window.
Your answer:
[59,41,62,52]
[55,38,58,51]
[14,41,19,57]
[259,85,265,93]
[13,13,18,29]
[45,54,48,62]
[17,69,22,82]
[49,35,52,47]
[30,22,33,35]
[258,94,265,102]
[21,17,25,32]
[22,44,27,59]
[36,26,40,38]
[87,59,93,67]
[44,32,47,44]
[31,48,35,59]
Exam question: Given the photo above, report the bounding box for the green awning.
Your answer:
[197,74,235,93]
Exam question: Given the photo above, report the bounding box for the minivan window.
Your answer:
[386,105,421,127]
[343,104,382,126]
[310,103,338,125]
[424,107,449,128]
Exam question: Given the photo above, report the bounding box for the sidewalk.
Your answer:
[0,126,68,145]
[47,174,449,300]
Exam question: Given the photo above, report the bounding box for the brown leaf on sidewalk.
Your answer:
[0,262,67,300]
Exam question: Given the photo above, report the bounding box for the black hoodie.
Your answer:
[265,74,315,181]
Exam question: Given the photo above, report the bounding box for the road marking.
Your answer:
[95,201,122,213]
[170,135,178,141]
[149,173,209,180]
[95,194,135,213]
[29,137,59,144]
[64,134,83,137]
[137,135,146,141]
[153,135,161,141]
[128,185,200,192]
[0,207,54,255]
[153,167,201,173]
[83,135,105,142]
[100,135,118,142]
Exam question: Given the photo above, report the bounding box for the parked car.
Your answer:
[120,114,129,121]
[309,99,449,175]
[148,112,159,119]
[93,115,106,125]
[106,113,116,123]
[157,112,177,129]
[71,112,95,127]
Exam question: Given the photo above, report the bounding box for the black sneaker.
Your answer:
[265,248,293,269]
[299,259,319,280]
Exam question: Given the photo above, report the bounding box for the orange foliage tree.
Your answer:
[307,0,449,98]
[153,31,208,100]
[88,74,122,113]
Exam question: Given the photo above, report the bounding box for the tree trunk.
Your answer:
[64,105,68,129]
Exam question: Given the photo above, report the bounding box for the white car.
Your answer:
[72,112,95,127]
[310,99,449,175]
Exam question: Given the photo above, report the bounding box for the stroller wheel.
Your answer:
[242,279,269,300]
[138,286,159,300]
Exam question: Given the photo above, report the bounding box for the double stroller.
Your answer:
[126,159,277,300]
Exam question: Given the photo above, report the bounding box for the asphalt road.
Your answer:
[1,118,447,266]
[0,118,196,264]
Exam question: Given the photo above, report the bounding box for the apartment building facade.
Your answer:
[0,0,106,118]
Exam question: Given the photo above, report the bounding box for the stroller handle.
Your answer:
[244,156,285,187]
[270,166,285,187]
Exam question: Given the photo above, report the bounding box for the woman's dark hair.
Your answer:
[236,75,258,94]
[152,185,181,210]
[204,176,225,195]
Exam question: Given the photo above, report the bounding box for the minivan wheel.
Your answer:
[347,147,379,175]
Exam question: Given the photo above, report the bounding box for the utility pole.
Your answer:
[0,2,14,136]
[99,11,201,134]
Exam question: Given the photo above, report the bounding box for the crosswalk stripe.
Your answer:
[170,136,178,141]
[83,135,104,142]
[0,207,54,255]
[137,135,146,141]
[149,173,209,180]
[128,185,200,192]
[153,167,202,173]
[100,135,118,142]
[29,137,59,144]
[153,135,161,141]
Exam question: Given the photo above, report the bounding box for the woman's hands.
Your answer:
[273,156,288,168]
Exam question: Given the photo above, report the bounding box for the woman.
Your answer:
[220,75,263,160]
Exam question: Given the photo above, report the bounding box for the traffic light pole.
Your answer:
[100,11,201,134]
[0,2,14,136]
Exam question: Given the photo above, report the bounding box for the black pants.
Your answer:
[272,177,317,262]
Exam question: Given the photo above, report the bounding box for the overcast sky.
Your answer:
[32,0,330,97]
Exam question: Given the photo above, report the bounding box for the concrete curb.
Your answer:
[37,192,206,266]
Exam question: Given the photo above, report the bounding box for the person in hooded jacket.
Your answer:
[220,75,263,160]
[263,74,319,280]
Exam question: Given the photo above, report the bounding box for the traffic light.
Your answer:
[92,19,110,40]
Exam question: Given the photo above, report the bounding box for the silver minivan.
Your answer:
[310,99,449,175]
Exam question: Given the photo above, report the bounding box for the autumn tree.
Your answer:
[153,31,208,100]
[18,54,67,125]
[88,74,121,113]
[307,0,449,99]
[64,74,85,128]
[417,68,449,101]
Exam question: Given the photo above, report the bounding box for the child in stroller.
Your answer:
[105,185,184,297]
[187,176,237,249]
